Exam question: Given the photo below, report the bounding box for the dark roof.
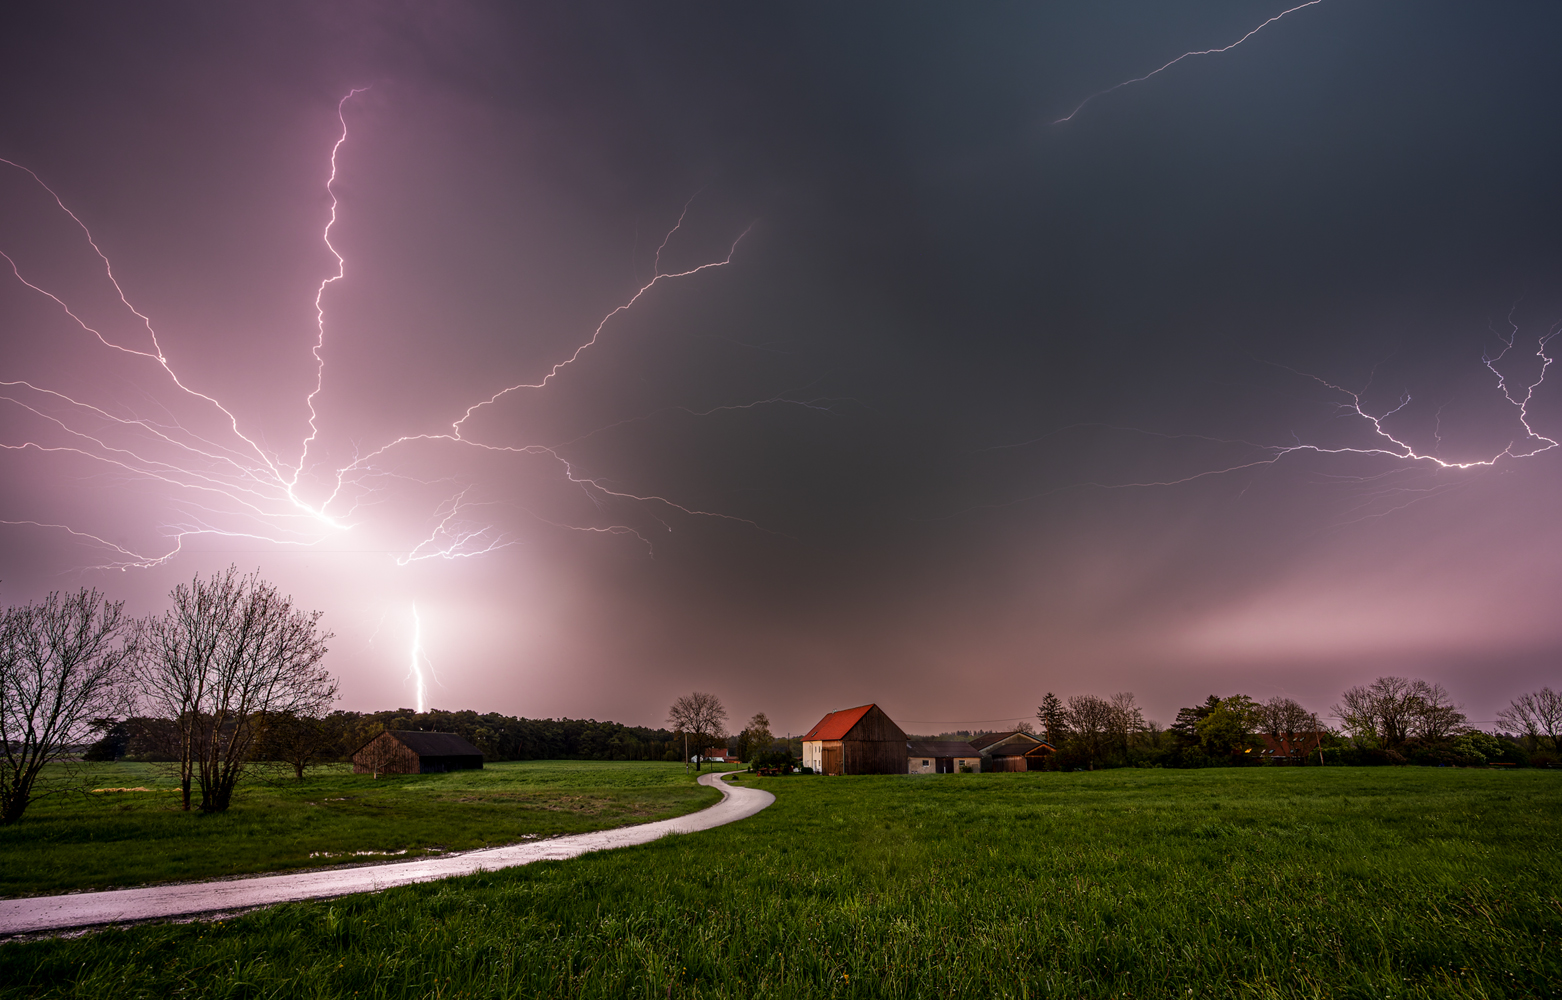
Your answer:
[388,731,484,758]
[802,704,876,741]
[908,740,980,757]
[968,731,1045,752]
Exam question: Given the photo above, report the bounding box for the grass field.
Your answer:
[3,767,1560,999]
[0,760,721,897]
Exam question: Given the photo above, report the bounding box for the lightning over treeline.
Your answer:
[0,90,759,571]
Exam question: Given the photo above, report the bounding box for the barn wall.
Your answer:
[842,740,907,774]
[846,706,907,743]
[353,733,420,774]
[987,756,1028,773]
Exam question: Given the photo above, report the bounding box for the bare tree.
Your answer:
[0,590,136,825]
[1336,677,1420,750]
[1336,676,1465,750]
[1409,682,1466,741]
[1065,694,1116,767]
[1497,688,1562,753]
[139,568,337,812]
[1259,696,1318,739]
[668,691,727,772]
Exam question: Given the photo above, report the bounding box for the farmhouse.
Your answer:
[801,704,908,775]
[1260,732,1324,763]
[908,740,982,774]
[968,731,1055,771]
[352,730,485,775]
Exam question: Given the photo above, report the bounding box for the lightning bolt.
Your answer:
[955,323,1560,519]
[1053,0,1327,124]
[408,603,427,715]
[0,90,767,571]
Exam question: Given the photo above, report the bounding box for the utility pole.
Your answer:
[684,731,689,774]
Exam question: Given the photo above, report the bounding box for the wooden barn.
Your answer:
[907,740,982,774]
[352,730,485,775]
[968,731,1056,771]
[801,704,907,775]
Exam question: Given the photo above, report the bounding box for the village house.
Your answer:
[352,730,485,775]
[968,731,1056,771]
[907,740,982,774]
[801,704,908,775]
[1259,731,1324,764]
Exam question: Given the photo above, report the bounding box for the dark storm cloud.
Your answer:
[2,1,1560,734]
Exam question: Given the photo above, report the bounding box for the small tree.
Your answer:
[0,590,136,824]
[1496,688,1562,754]
[1196,695,1262,759]
[255,710,345,780]
[1037,692,1065,746]
[737,712,773,762]
[139,567,337,812]
[668,691,727,771]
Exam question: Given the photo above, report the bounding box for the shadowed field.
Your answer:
[2,767,1559,998]
[0,761,721,897]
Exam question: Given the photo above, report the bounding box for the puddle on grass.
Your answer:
[308,847,449,859]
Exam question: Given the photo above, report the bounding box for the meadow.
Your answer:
[2,767,1559,999]
[0,760,720,897]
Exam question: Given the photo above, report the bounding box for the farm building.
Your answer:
[352,730,485,775]
[1260,732,1324,763]
[968,731,1056,771]
[907,740,982,774]
[801,704,908,775]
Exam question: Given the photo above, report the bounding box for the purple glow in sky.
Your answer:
[2,2,1561,735]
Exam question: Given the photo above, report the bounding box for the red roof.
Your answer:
[802,704,876,741]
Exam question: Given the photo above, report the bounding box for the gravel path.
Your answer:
[0,769,773,937]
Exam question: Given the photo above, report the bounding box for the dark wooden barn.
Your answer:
[968,731,1056,771]
[801,704,908,775]
[352,730,485,775]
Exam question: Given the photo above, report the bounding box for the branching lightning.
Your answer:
[0,90,763,572]
[1053,0,1326,124]
[959,323,1560,519]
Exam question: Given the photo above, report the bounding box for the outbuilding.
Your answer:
[352,730,485,775]
[907,740,982,774]
[801,704,908,775]
[968,731,1056,771]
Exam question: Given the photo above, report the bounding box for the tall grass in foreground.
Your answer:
[3,768,1559,999]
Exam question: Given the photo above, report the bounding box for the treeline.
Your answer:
[89,709,686,767]
[1028,678,1561,771]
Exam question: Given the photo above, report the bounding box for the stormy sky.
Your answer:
[3,1,1560,735]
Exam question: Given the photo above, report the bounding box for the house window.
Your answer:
[921,760,929,766]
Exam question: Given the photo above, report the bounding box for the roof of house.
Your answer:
[388,730,484,758]
[1260,733,1322,754]
[802,704,877,741]
[968,730,1045,753]
[908,740,981,758]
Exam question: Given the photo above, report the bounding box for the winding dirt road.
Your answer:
[0,769,773,937]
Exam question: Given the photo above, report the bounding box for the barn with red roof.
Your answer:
[801,703,908,775]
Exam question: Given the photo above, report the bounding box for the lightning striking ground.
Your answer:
[1053,0,1326,124]
[408,603,427,715]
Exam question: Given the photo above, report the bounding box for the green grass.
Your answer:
[0,760,721,897]
[3,768,1560,998]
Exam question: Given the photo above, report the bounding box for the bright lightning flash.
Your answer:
[0,90,760,570]
[409,604,427,715]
